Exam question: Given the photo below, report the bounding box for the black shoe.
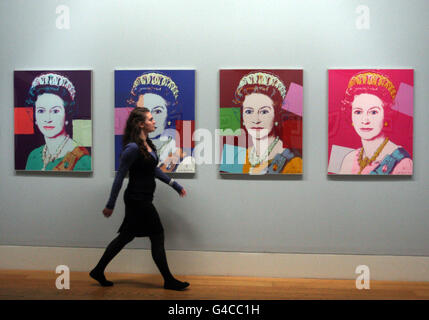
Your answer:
[164,279,190,291]
[89,269,114,287]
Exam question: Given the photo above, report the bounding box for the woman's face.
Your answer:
[242,93,275,139]
[139,112,156,133]
[136,93,168,138]
[351,93,385,140]
[34,93,67,138]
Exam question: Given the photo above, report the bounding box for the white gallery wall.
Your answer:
[1,0,429,279]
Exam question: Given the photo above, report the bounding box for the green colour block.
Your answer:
[73,120,92,147]
[220,107,241,136]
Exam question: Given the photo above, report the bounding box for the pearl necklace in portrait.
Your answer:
[249,136,280,168]
[42,135,70,171]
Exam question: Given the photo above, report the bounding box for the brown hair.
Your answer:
[122,107,156,158]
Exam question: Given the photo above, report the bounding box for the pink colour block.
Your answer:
[392,82,413,117]
[115,107,133,135]
[282,82,303,116]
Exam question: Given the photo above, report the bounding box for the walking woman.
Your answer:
[90,107,189,290]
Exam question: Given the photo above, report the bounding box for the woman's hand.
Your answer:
[103,208,113,218]
[179,188,187,198]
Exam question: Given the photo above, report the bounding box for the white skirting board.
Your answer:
[1,245,429,281]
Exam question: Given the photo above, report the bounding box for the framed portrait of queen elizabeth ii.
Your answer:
[328,69,413,175]
[219,69,303,175]
[114,70,196,173]
[14,70,92,172]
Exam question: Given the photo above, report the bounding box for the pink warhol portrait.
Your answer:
[328,69,413,175]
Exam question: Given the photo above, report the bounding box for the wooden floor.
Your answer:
[1,269,429,300]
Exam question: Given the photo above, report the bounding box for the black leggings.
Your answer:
[93,232,174,282]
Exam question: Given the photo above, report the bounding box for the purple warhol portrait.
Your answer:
[14,70,92,171]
